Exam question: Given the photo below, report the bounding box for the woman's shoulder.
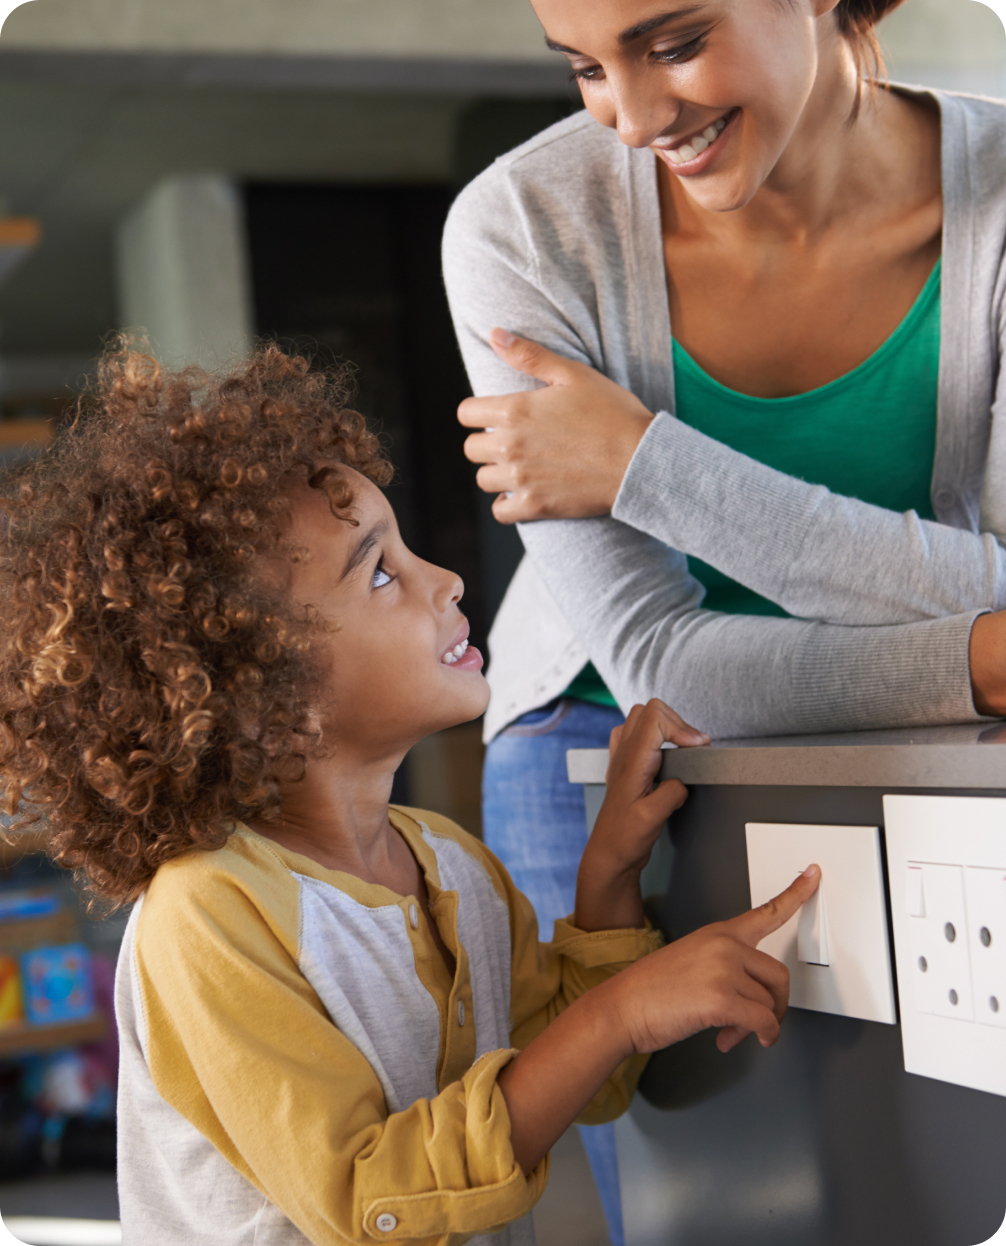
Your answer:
[445,109,640,242]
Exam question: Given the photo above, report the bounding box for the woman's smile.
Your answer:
[652,107,737,172]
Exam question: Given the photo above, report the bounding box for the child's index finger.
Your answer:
[730,864,822,948]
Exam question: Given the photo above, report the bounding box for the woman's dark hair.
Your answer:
[0,343,392,907]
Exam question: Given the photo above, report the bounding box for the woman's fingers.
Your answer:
[490,492,534,524]
[475,463,516,495]
[488,328,581,386]
[458,394,514,430]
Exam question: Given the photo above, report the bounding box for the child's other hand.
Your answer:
[574,699,708,932]
[601,699,708,872]
[608,866,821,1057]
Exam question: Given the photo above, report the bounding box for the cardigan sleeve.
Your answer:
[443,173,988,738]
[612,412,1006,626]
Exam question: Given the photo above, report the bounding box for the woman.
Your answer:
[443,1,1006,1240]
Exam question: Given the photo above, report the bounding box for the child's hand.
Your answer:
[608,866,821,1056]
[574,699,708,932]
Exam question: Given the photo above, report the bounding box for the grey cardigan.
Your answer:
[442,88,1006,742]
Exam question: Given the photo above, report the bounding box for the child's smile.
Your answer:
[440,623,482,671]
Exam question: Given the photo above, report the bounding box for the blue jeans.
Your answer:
[483,698,626,1246]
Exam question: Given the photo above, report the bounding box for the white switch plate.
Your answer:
[884,795,1006,1096]
[745,823,896,1025]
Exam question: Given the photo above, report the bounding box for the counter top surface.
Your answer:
[566,722,1006,788]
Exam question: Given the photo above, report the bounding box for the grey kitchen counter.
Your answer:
[567,720,1006,789]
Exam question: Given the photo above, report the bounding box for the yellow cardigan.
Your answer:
[114,806,662,1246]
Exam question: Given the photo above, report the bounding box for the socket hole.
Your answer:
[945,922,956,943]
[949,989,959,1006]
[918,956,928,973]
[991,996,1000,1014]
[981,927,992,948]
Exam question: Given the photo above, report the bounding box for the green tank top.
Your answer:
[563,258,942,709]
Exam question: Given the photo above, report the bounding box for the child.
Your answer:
[0,345,817,1245]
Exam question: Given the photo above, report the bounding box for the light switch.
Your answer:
[906,866,925,917]
[797,886,829,966]
[746,822,896,1025]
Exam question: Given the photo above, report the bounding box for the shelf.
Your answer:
[0,1013,105,1058]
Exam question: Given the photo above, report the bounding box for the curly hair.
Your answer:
[0,343,392,907]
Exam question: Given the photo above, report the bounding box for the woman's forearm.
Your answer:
[613,412,1006,627]
[519,517,985,737]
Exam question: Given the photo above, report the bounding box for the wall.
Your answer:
[3,0,1004,85]
[1,0,550,59]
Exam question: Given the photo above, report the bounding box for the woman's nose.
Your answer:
[607,68,680,149]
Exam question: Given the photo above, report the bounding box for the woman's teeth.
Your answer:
[442,639,469,665]
[666,114,729,165]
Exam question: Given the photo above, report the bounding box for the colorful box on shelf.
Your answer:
[21,943,94,1027]
[0,889,59,923]
[0,955,24,1029]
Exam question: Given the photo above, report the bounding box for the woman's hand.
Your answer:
[457,329,654,523]
[969,612,1006,717]
[574,699,709,933]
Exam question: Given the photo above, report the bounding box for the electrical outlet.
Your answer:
[903,863,974,1020]
[884,796,1006,1096]
[964,866,1006,1029]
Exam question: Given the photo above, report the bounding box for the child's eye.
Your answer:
[372,561,393,589]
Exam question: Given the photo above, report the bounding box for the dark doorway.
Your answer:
[243,181,485,645]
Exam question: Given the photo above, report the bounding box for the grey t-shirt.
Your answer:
[443,87,1006,741]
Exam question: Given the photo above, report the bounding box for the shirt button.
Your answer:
[408,904,419,930]
[376,1213,397,1232]
[934,487,956,509]
[457,1000,466,1026]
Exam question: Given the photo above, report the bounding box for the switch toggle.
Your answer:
[797,883,830,966]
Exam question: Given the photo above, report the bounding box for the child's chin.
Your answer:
[443,679,491,726]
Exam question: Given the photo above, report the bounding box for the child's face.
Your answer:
[280,470,489,759]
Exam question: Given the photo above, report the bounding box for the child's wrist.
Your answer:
[587,975,638,1062]
[574,871,645,933]
[579,838,646,891]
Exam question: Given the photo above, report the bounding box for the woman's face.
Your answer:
[530,0,844,213]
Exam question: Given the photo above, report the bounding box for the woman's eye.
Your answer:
[372,563,393,589]
[570,64,604,82]
[654,35,707,65]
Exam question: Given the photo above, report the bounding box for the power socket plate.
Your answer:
[884,795,1006,1096]
[745,822,896,1025]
